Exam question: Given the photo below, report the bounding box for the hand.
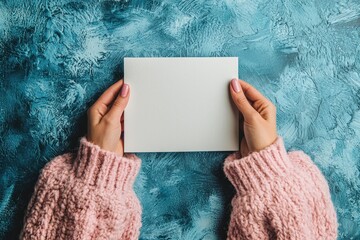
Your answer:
[87,79,130,157]
[229,78,278,157]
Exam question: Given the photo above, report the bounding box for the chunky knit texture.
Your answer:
[21,137,142,240]
[21,136,338,239]
[223,136,338,239]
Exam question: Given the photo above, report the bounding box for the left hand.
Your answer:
[86,79,130,157]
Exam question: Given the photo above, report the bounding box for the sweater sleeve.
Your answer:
[223,136,338,240]
[20,137,142,240]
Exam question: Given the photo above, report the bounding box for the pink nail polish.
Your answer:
[120,84,129,97]
[231,78,241,93]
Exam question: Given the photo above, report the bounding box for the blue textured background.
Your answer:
[0,0,359,239]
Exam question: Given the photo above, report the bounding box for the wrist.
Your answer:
[249,135,278,153]
[86,134,123,157]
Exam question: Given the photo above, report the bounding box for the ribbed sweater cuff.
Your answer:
[224,136,293,195]
[73,137,141,192]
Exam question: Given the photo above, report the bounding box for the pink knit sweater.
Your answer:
[21,136,338,239]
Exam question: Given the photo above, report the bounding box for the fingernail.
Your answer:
[231,78,241,93]
[120,83,129,97]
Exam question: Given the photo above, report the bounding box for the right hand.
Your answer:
[229,78,278,157]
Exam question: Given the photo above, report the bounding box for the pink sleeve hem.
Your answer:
[223,136,293,195]
[73,137,141,191]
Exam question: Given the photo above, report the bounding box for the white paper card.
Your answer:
[124,57,239,152]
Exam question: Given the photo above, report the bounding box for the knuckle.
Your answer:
[248,112,259,121]
[253,101,261,110]
[269,103,277,112]
[112,99,124,108]
[235,94,248,105]
[102,116,116,126]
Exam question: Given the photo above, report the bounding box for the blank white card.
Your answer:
[124,57,239,152]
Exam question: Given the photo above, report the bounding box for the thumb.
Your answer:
[106,83,130,123]
[230,78,258,121]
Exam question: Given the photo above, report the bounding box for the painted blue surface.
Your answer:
[0,0,359,239]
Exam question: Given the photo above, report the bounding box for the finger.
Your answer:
[238,80,271,104]
[238,80,275,121]
[88,79,124,124]
[104,83,130,124]
[230,78,259,121]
